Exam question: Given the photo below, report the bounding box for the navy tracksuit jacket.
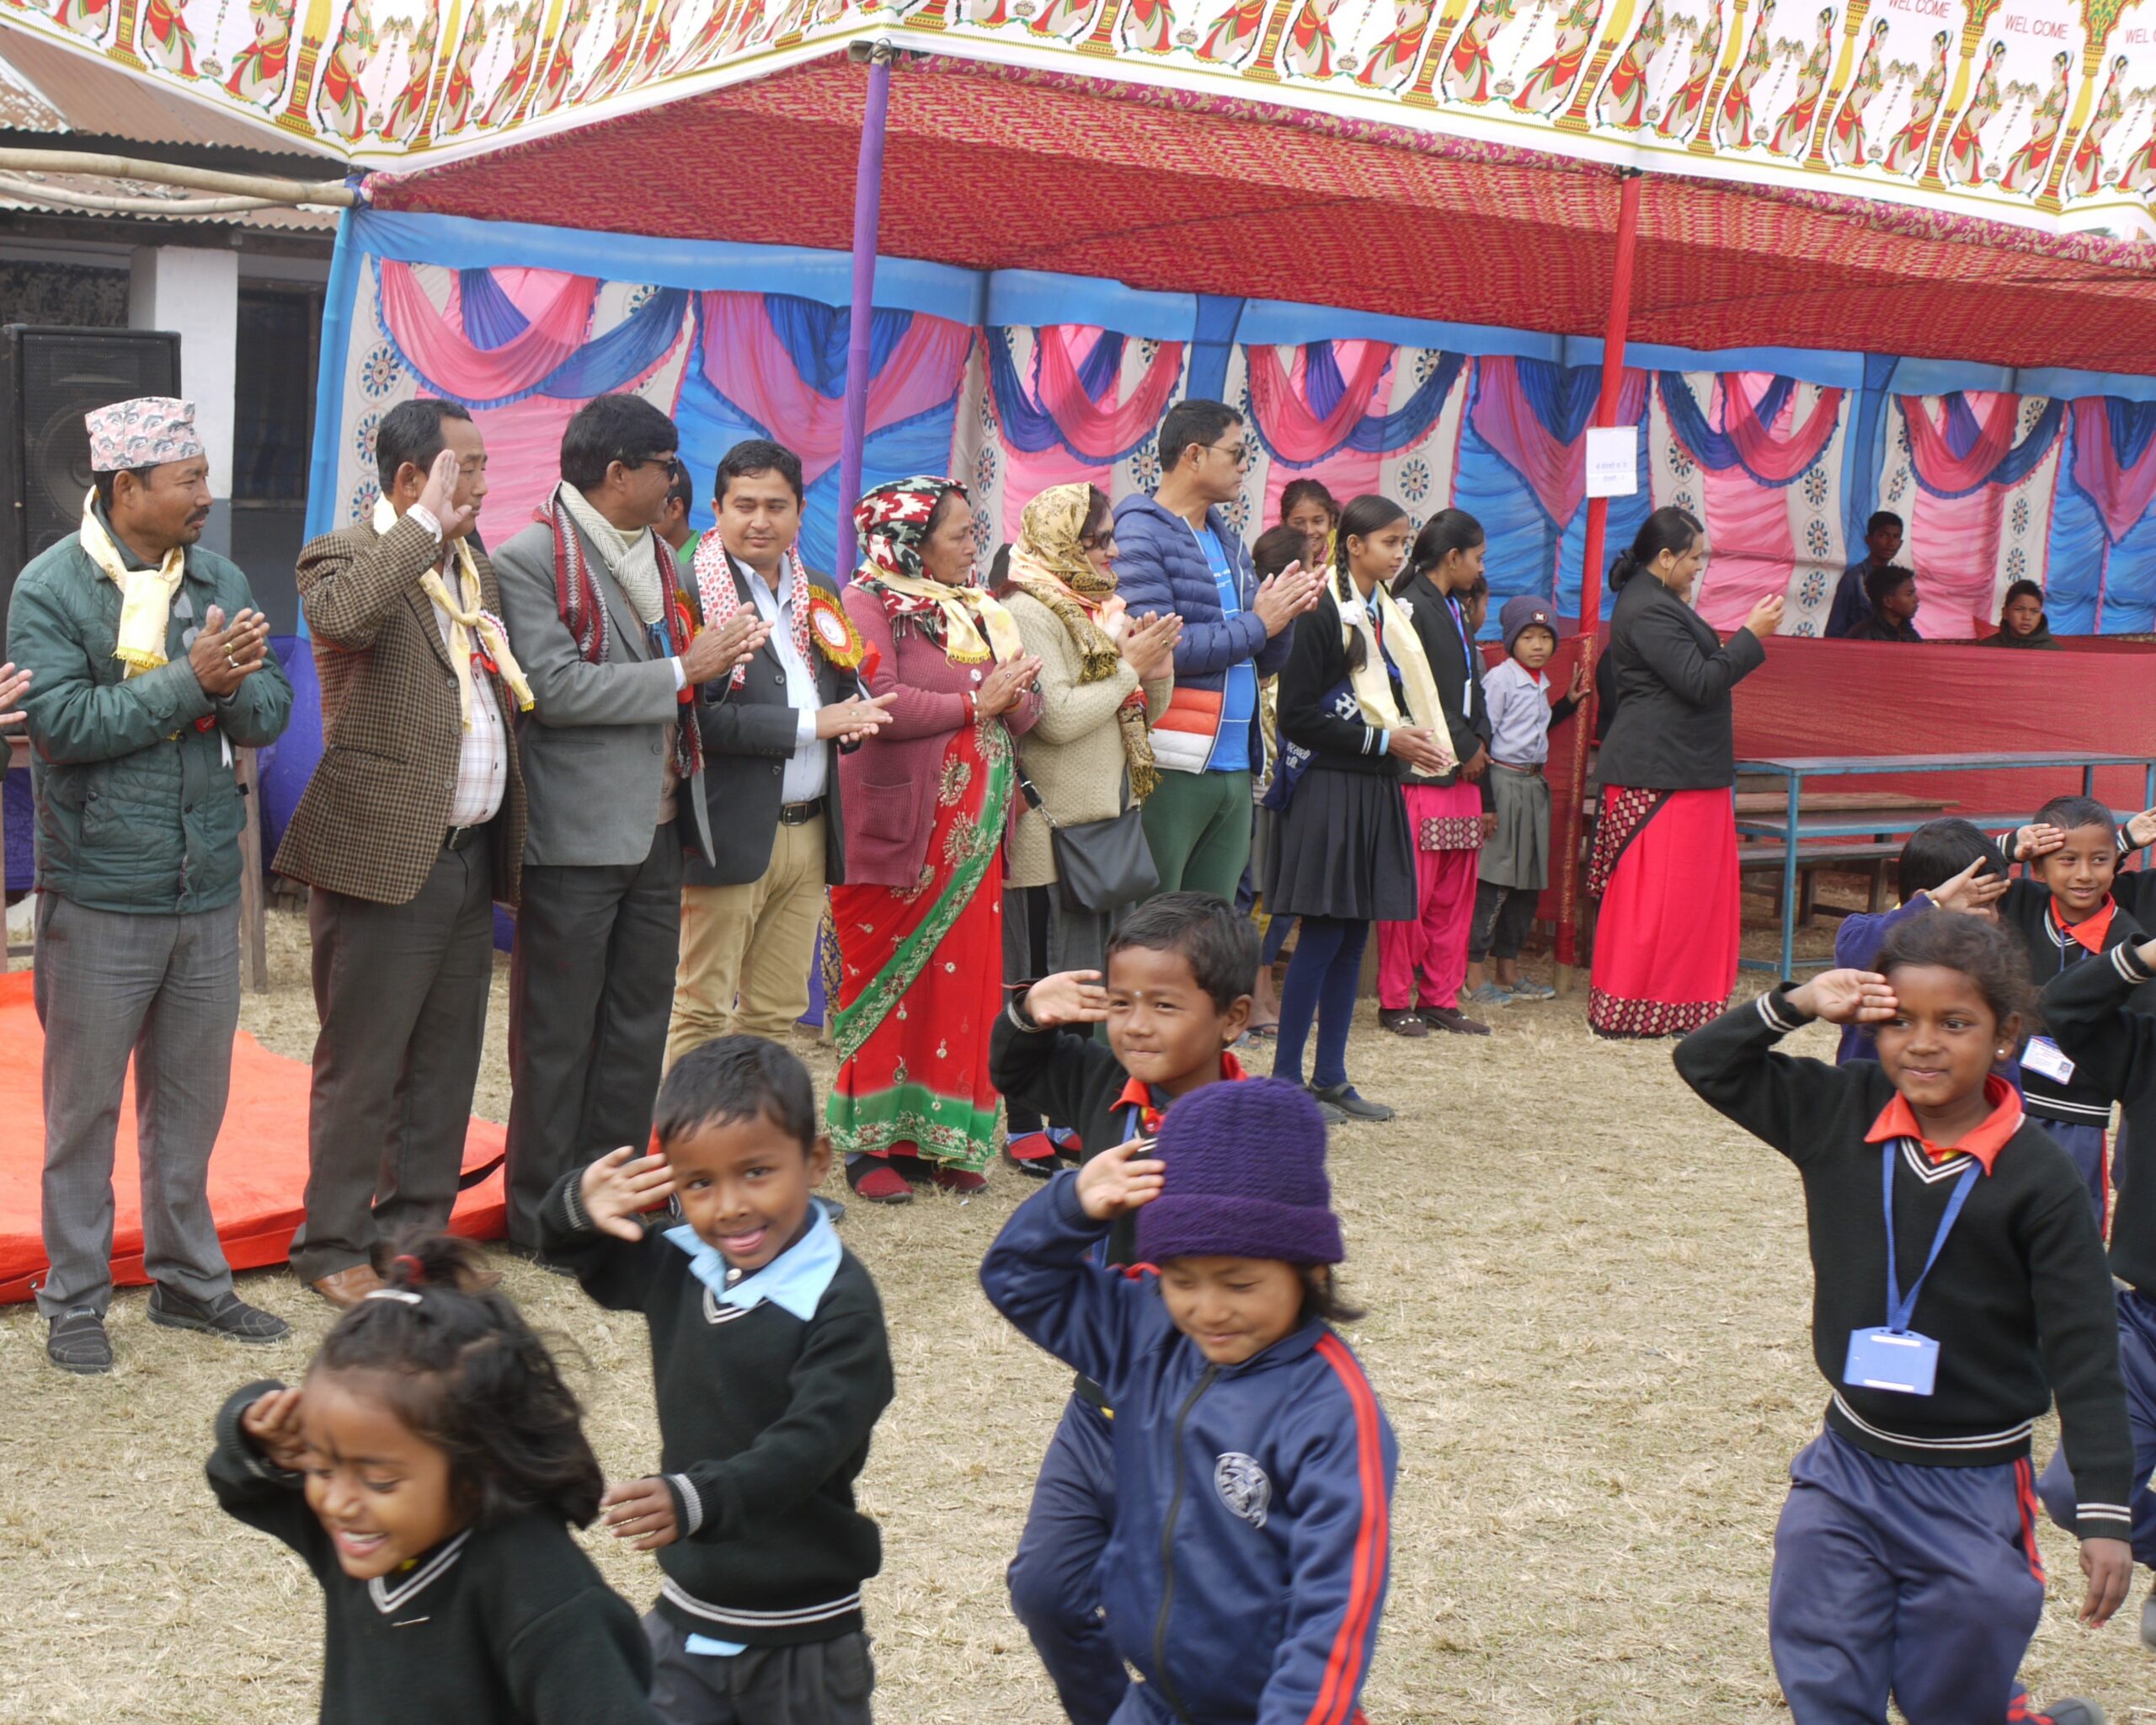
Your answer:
[981,1173,1395,1725]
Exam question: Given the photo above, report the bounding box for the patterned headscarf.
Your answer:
[1007,483,1159,802]
[852,475,1021,665]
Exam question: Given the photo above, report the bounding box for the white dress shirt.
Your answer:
[734,553,827,805]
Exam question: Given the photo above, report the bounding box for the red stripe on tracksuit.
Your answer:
[2014,1457,2046,1584]
[1308,1333,1389,1725]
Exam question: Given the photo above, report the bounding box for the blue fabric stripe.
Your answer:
[458,267,527,348]
[985,328,1165,464]
[1841,355,1899,556]
[1187,294,1243,402]
[766,296,912,397]
[1657,371,1806,486]
[1907,397,2063,500]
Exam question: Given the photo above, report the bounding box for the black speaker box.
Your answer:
[1,326,183,620]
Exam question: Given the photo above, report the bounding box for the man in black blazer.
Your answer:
[669,440,892,1061]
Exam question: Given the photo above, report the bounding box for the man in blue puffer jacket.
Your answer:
[1115,402,1318,904]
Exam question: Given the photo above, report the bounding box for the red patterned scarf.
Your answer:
[690,535,812,692]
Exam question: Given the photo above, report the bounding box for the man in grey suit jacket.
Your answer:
[492,394,765,1250]
[669,440,892,1063]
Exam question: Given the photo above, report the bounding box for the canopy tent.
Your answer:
[21,0,2156,973]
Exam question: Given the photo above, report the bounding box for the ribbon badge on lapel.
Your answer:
[808,590,866,670]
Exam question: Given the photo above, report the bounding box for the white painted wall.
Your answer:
[128,243,238,553]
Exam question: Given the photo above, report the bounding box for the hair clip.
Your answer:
[392,1252,426,1285]
[365,1288,424,1306]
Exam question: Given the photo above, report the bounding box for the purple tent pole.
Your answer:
[835,42,893,574]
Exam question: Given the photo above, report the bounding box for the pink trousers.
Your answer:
[1378,782,1481,1011]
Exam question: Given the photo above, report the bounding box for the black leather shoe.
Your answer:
[1310,1083,1396,1122]
[147,1284,291,1343]
[47,1307,112,1375]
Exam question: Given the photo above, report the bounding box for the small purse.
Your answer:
[1016,766,1161,914]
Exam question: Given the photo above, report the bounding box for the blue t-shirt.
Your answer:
[1195,525,1257,773]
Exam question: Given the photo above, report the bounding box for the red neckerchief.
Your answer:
[2051,897,2116,954]
[1864,1074,2024,1174]
[1113,1049,1247,1138]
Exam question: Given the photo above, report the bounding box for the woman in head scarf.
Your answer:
[996,485,1181,1173]
[832,477,1043,1203]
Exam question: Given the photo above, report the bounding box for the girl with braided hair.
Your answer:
[206,1235,658,1723]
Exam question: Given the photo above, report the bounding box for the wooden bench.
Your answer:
[1737,841,1903,927]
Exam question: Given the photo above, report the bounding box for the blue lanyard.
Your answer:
[1881,1142,1979,1334]
[1444,595,1474,719]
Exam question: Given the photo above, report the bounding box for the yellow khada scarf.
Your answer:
[78,491,185,678]
[372,496,535,728]
[1340,575,1455,778]
[1007,483,1159,801]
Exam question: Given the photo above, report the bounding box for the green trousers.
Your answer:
[1141,768,1253,905]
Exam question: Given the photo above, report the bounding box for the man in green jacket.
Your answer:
[7,397,293,1374]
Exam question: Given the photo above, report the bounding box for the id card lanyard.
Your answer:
[1444,594,1474,720]
[1844,1144,1978,1397]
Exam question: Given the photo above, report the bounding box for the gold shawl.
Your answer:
[1343,579,1454,778]
[373,497,535,727]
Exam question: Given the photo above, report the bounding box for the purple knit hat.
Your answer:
[1134,1078,1343,1267]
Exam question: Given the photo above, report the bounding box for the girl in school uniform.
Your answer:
[1265,494,1451,1124]
[1675,914,2134,1725]
[207,1236,658,1723]
[1379,509,1495,1038]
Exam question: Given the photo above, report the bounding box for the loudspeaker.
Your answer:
[0,325,182,617]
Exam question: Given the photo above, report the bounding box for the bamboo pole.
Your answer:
[0,174,281,216]
[0,148,357,207]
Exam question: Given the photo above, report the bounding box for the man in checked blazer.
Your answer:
[275,400,527,1307]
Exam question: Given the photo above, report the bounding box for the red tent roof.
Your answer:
[372,51,2156,377]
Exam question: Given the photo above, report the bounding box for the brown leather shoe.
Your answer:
[310,1264,385,1308]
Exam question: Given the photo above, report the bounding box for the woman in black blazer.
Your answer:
[1588,506,1783,1038]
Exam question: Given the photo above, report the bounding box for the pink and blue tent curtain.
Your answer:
[313,209,2156,651]
[2046,398,2156,634]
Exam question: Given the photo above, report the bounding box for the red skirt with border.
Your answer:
[1588,786,1740,1039]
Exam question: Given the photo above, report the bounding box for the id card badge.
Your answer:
[2022,1035,2076,1085]
[1844,1326,1941,1396]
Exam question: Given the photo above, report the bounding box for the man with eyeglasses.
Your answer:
[492,394,768,1254]
[279,399,533,1306]
[1114,398,1321,903]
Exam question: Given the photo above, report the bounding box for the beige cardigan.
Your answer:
[1005,590,1173,889]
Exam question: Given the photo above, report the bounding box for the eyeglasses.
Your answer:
[1079,531,1118,553]
[628,454,681,478]
[1208,441,1255,469]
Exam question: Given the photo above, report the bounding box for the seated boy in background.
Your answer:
[2002,795,2156,1226]
[1830,820,2009,1068]
[988,891,1257,1725]
[1848,565,1922,642]
[541,1037,894,1725]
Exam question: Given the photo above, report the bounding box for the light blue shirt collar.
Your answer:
[664,1206,841,1321]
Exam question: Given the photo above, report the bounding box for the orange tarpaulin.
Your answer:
[0,969,507,1305]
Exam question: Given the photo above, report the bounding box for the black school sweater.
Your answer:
[1673,989,2134,1538]
[2041,939,2156,1295]
[538,1174,894,1645]
[206,1381,658,1725]
[2002,876,2151,1127]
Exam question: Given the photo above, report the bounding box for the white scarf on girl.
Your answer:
[1337,579,1455,777]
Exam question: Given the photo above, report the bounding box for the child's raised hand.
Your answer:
[2080,1535,2133,1627]
[1024,970,1110,1028]
[579,1146,675,1242]
[1566,660,1587,702]
[240,1386,310,1473]
[2127,807,2156,851]
[600,1477,680,1551]
[2015,822,2064,863]
[1924,856,2008,916]
[1787,969,1897,1026]
[1075,1137,1166,1221]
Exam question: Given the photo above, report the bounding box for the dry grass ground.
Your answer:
[2,891,2152,1723]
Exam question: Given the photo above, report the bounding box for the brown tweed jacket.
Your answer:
[272,510,527,907]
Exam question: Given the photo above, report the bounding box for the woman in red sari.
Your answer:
[833,478,1044,1202]
[1588,507,1781,1037]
